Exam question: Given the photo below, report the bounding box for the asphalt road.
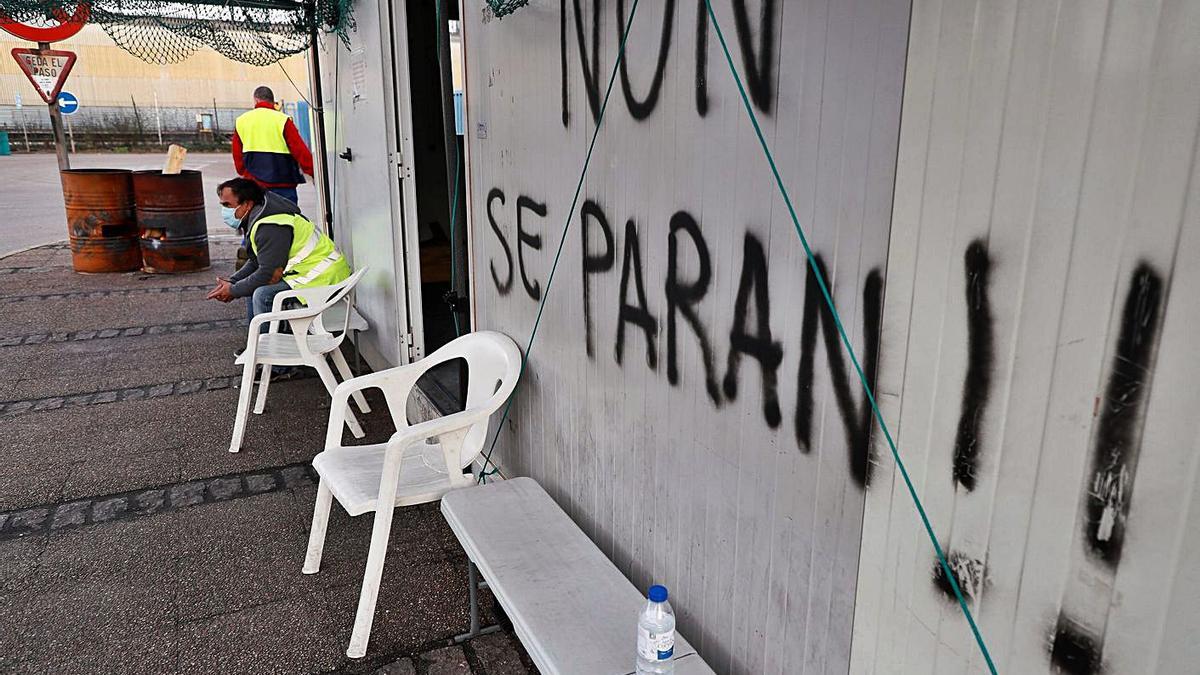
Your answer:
[0,152,319,258]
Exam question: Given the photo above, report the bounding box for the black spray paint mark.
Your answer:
[486,188,513,295]
[953,240,995,491]
[562,0,603,126]
[1051,617,1102,675]
[930,550,986,602]
[617,0,674,120]
[515,196,547,301]
[1085,263,1163,566]
[615,220,658,369]
[722,233,783,428]
[696,0,778,115]
[665,210,721,405]
[560,1,570,127]
[730,0,778,113]
[580,199,615,359]
[694,0,708,116]
[794,257,883,487]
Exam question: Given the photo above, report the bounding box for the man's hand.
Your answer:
[206,278,235,303]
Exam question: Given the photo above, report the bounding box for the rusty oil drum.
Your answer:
[60,169,142,273]
[132,170,211,273]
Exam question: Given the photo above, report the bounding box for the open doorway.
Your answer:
[401,0,468,412]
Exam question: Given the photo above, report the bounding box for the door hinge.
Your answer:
[403,331,416,361]
[391,151,411,180]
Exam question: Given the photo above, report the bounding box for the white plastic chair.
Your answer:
[228,267,371,453]
[301,330,522,658]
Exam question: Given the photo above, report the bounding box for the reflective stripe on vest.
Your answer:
[249,213,350,290]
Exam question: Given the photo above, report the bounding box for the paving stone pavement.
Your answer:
[0,243,537,674]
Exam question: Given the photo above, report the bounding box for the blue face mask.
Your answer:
[221,205,242,229]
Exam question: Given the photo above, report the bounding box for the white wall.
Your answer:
[463,1,910,672]
[853,0,1200,673]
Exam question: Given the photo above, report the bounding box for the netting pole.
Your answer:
[306,6,335,240]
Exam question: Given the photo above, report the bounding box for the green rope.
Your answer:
[478,0,643,483]
[700,1,997,671]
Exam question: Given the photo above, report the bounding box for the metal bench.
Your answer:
[441,477,715,675]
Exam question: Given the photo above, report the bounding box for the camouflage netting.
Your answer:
[0,0,353,65]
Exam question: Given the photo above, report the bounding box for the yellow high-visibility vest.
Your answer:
[250,213,350,289]
[236,107,303,185]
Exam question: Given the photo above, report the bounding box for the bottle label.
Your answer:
[638,626,675,662]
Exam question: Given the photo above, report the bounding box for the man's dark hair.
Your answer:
[217,177,264,204]
[253,86,275,103]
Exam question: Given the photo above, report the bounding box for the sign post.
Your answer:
[11,45,77,169]
[58,91,78,153]
[14,93,29,151]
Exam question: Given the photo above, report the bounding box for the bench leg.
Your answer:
[454,561,502,643]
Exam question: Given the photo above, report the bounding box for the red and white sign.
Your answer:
[0,3,88,43]
[11,48,76,104]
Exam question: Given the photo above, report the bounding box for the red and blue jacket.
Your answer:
[232,101,314,189]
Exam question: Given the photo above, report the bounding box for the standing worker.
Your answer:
[231,86,312,205]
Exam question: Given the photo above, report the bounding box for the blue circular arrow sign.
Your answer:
[57,91,79,115]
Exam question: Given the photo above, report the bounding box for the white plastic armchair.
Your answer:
[228,267,370,453]
[301,330,522,658]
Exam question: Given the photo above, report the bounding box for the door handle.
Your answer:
[338,148,353,161]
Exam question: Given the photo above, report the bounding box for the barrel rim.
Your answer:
[131,169,203,178]
[60,169,134,176]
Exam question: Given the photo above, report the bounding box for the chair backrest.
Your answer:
[443,331,523,467]
[304,267,368,316]
[291,267,368,341]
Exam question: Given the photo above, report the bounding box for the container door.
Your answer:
[323,0,423,365]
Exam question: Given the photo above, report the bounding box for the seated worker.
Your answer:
[205,178,350,352]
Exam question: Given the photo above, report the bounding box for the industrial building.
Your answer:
[0,24,311,149]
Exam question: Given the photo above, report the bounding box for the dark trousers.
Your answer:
[267,186,299,204]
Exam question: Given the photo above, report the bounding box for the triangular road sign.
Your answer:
[11,48,76,104]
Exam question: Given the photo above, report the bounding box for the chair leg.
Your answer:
[228,361,257,453]
[347,502,396,658]
[331,349,372,414]
[303,480,333,574]
[314,360,365,438]
[252,363,271,414]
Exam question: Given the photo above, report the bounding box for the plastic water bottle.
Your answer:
[636,584,676,673]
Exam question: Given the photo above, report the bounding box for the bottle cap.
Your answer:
[649,585,668,603]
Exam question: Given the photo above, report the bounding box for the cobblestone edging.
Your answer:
[0,463,318,541]
[28,238,243,252]
[0,284,212,305]
[0,266,56,275]
[0,318,247,348]
[0,256,238,276]
[0,370,317,418]
[0,376,240,417]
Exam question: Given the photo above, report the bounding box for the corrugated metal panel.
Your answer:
[852,0,1200,673]
[464,1,910,672]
